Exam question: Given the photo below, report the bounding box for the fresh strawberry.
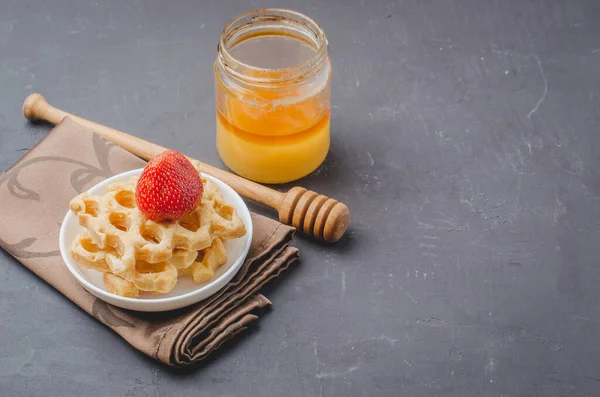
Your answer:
[135,150,203,222]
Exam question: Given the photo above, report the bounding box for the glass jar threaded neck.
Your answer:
[217,8,328,87]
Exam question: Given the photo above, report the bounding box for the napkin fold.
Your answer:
[0,118,298,366]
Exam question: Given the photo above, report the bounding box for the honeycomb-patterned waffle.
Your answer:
[68,176,246,297]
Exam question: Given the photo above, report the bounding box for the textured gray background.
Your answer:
[1,0,600,396]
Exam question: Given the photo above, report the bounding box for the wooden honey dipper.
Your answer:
[23,94,349,242]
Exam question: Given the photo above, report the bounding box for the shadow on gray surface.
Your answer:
[25,119,56,131]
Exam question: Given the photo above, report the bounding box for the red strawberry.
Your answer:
[135,150,203,222]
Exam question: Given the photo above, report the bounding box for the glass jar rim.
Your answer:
[217,8,329,86]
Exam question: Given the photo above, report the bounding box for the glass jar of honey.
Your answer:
[215,9,331,184]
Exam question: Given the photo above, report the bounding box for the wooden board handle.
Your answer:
[23,94,349,242]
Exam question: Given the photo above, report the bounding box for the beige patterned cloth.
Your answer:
[0,118,298,367]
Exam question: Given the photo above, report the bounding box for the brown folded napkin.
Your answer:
[0,117,298,367]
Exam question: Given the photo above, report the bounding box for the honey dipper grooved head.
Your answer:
[279,187,349,242]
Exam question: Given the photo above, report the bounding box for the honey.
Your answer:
[214,9,331,184]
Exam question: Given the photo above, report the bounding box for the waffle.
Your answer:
[69,176,246,297]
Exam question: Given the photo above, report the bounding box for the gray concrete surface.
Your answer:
[1,0,600,396]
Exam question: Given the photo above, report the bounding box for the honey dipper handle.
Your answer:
[23,93,349,242]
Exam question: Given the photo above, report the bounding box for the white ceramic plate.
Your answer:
[59,169,253,312]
